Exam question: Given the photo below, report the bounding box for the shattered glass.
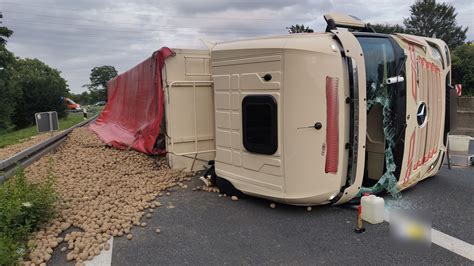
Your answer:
[356,37,401,199]
[360,86,401,199]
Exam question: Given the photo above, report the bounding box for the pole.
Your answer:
[49,112,53,137]
[354,205,365,233]
[446,133,451,170]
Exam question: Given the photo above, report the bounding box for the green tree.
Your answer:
[84,65,117,102]
[0,12,13,46]
[11,58,70,128]
[0,26,13,46]
[0,14,18,132]
[286,24,314,34]
[69,91,92,105]
[0,49,18,131]
[0,13,72,131]
[403,0,468,49]
[451,44,474,96]
[369,23,406,34]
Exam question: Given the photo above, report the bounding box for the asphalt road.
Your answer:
[46,162,472,265]
[106,165,472,265]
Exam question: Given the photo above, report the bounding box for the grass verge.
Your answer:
[0,112,88,149]
[0,170,57,265]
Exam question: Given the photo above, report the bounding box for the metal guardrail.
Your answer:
[0,115,98,184]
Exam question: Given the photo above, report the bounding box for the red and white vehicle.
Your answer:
[63,97,81,111]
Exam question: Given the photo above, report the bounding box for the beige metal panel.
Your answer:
[215,111,230,129]
[213,41,288,53]
[218,166,284,193]
[214,92,230,110]
[165,49,211,81]
[168,141,215,170]
[394,36,420,188]
[212,47,285,196]
[213,75,230,91]
[240,72,281,90]
[282,47,347,202]
[396,34,427,49]
[230,113,240,131]
[168,85,213,135]
[282,29,353,203]
[230,93,240,110]
[231,131,241,149]
[241,152,282,176]
[216,147,232,164]
[164,49,215,171]
[231,74,239,90]
[216,129,231,147]
[392,34,449,189]
[324,13,366,28]
[212,34,331,55]
[212,33,358,205]
[232,151,241,166]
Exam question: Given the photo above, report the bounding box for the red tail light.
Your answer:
[325,76,339,174]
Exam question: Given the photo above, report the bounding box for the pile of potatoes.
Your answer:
[23,128,191,266]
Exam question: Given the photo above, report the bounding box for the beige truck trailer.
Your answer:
[163,14,456,205]
[163,49,215,171]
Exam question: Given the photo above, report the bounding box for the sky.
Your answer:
[1,0,473,94]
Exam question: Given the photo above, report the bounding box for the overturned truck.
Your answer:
[91,14,457,205]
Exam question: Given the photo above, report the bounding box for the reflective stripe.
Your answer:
[325,76,339,174]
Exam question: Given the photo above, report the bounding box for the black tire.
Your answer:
[206,162,244,197]
[215,176,245,198]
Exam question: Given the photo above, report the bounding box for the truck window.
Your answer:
[242,95,278,155]
[429,43,444,68]
[445,45,451,66]
[357,37,397,93]
[356,35,406,197]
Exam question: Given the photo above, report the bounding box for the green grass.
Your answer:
[0,112,86,149]
[0,170,57,265]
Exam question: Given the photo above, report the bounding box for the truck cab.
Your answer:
[210,13,452,205]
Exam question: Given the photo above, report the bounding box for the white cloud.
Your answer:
[2,0,472,93]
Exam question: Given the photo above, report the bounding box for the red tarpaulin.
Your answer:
[90,47,175,154]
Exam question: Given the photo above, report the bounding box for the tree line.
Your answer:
[0,20,69,132]
[71,65,118,105]
[0,15,118,132]
[287,0,473,95]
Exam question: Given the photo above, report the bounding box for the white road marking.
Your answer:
[85,237,113,266]
[385,210,473,261]
[431,230,474,261]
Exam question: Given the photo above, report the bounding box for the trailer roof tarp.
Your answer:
[90,47,174,154]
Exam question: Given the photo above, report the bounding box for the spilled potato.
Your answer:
[22,128,192,265]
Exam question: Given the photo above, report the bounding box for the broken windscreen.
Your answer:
[358,37,397,94]
[356,35,406,198]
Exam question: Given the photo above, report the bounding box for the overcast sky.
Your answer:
[1,0,472,94]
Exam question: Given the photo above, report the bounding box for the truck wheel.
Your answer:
[206,162,244,197]
[215,175,245,198]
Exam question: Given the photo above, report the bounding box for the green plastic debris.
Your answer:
[359,79,401,199]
